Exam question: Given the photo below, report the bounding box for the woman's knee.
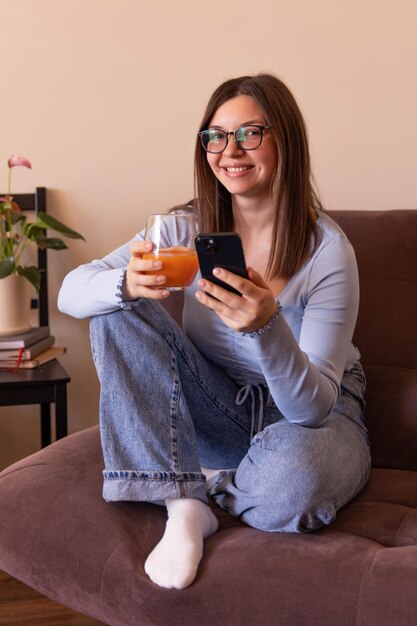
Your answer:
[90,302,159,346]
[90,308,127,340]
[215,420,369,533]
[236,442,338,532]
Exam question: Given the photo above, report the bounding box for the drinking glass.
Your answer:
[143,213,198,291]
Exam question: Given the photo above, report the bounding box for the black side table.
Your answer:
[0,360,70,448]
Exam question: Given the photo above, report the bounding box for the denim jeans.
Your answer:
[90,299,371,533]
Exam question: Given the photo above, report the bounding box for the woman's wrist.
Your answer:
[119,268,140,303]
[243,302,282,338]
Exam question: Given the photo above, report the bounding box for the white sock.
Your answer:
[144,497,219,589]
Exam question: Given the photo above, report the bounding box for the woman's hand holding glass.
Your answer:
[195,267,278,333]
[125,213,198,300]
[125,240,171,300]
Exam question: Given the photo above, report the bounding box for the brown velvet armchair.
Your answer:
[0,210,416,626]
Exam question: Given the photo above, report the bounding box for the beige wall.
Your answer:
[1,0,416,468]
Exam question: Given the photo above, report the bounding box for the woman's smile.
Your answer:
[221,164,255,177]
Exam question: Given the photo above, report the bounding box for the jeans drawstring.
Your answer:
[235,383,266,440]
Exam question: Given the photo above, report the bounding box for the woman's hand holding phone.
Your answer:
[195,266,278,334]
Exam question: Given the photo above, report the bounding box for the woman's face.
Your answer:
[206,95,278,204]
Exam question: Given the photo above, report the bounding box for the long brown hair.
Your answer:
[193,73,322,280]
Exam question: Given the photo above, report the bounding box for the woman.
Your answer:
[58,73,371,590]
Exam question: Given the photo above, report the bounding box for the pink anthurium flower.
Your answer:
[7,155,32,169]
[6,156,32,203]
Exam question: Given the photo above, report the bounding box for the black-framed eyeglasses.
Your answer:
[198,124,271,154]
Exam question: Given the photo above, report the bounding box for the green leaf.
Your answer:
[0,258,16,279]
[23,223,44,240]
[35,212,85,240]
[10,212,27,225]
[17,265,42,292]
[35,237,68,250]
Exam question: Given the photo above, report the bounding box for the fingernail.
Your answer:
[156,275,166,283]
[144,242,152,250]
[153,261,162,269]
[213,267,221,276]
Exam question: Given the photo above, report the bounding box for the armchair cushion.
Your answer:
[1,426,417,626]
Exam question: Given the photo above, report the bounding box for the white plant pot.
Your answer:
[0,274,33,336]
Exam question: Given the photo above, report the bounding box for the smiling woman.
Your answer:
[194,74,320,280]
[57,72,370,592]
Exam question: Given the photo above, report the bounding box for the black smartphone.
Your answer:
[195,233,248,296]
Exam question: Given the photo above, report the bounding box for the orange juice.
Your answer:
[143,246,199,289]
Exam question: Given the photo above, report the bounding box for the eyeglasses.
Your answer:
[198,124,271,154]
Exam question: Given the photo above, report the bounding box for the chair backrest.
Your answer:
[2,187,48,326]
[329,210,417,471]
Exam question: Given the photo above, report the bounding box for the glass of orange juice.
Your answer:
[143,213,199,291]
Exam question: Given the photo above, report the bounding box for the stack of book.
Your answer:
[0,326,65,370]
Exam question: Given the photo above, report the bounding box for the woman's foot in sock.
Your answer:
[144,497,219,589]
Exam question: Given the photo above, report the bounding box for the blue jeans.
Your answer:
[90,299,371,533]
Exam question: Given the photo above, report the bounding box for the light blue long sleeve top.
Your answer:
[58,210,360,428]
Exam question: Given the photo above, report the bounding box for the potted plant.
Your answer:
[0,155,84,335]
